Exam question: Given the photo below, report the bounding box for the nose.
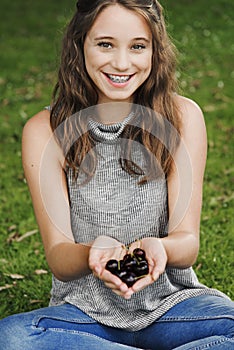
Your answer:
[112,49,131,71]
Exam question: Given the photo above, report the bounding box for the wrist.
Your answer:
[157,237,168,263]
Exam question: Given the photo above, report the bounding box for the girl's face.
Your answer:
[84,4,152,104]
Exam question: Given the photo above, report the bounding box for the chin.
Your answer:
[103,92,135,103]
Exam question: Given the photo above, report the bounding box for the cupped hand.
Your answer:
[89,235,130,297]
[89,236,168,299]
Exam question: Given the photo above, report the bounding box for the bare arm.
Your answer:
[22,110,91,282]
[161,95,207,268]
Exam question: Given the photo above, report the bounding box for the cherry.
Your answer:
[123,257,137,270]
[133,260,149,276]
[133,248,146,261]
[115,270,128,279]
[123,253,132,262]
[105,259,118,273]
[121,272,137,287]
[105,248,149,287]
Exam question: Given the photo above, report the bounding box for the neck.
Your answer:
[94,101,132,125]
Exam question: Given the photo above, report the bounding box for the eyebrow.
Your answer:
[93,36,151,43]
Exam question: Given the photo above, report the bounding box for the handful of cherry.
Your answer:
[105,248,149,287]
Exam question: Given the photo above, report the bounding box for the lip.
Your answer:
[103,72,135,87]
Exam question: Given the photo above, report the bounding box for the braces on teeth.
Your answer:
[108,74,130,83]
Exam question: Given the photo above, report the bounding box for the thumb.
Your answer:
[151,260,165,281]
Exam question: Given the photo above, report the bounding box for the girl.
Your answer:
[0,1,233,349]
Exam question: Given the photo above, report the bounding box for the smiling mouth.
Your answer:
[105,73,133,83]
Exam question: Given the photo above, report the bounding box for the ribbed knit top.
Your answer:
[49,113,227,331]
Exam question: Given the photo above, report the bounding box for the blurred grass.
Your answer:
[0,0,233,318]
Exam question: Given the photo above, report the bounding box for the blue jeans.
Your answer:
[0,295,233,350]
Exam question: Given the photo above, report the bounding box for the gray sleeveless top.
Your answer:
[49,114,227,331]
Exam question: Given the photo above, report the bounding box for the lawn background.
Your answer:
[0,0,233,318]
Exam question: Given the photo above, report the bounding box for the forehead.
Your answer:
[88,4,152,40]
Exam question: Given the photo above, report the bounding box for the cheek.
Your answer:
[142,55,152,77]
[83,47,90,71]
[84,46,98,70]
[85,54,107,76]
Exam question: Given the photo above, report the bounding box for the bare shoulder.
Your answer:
[174,95,206,129]
[22,109,64,168]
[22,109,52,140]
[174,94,207,141]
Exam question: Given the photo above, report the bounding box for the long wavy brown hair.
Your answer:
[50,0,181,184]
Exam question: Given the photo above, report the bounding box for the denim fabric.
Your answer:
[0,295,233,350]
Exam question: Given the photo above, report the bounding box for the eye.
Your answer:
[97,41,112,49]
[132,44,146,51]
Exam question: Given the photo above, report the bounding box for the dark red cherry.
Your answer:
[123,257,137,270]
[134,260,149,276]
[105,248,149,287]
[121,272,137,287]
[115,270,128,279]
[105,259,118,273]
[123,253,132,262]
[133,248,146,261]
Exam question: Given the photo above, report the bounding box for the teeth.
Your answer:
[107,74,131,83]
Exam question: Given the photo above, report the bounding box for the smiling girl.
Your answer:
[83,4,152,103]
[0,1,233,349]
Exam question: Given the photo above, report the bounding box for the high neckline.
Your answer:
[88,112,134,143]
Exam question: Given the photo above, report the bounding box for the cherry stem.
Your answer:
[135,273,148,280]
[134,238,142,249]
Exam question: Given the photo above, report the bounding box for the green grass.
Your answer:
[0,0,233,318]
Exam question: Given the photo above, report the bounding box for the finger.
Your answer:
[89,253,102,271]
[105,280,129,293]
[102,278,131,298]
[131,274,154,293]
[151,260,165,281]
[110,288,132,298]
[108,284,135,299]
[99,270,126,291]
[91,263,103,276]
[151,267,162,282]
[122,288,135,299]
[104,280,119,290]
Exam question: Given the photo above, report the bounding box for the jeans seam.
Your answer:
[189,336,231,349]
[36,327,130,344]
[156,315,234,322]
[32,315,96,327]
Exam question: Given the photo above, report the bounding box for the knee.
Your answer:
[0,313,32,349]
[216,317,234,339]
[226,318,234,338]
[0,315,17,348]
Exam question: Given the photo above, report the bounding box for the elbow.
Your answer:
[165,233,200,269]
[183,236,200,268]
[49,264,81,282]
[191,251,199,267]
[46,242,91,282]
[191,236,200,265]
[52,269,90,283]
[52,271,72,283]
[46,252,75,283]
[47,262,70,282]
